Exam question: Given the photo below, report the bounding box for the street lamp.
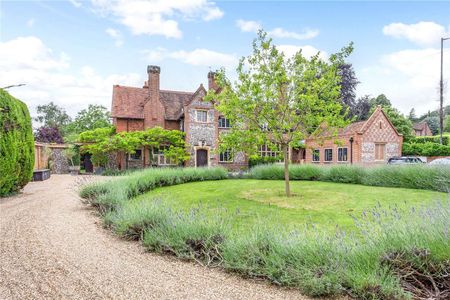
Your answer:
[440,37,450,145]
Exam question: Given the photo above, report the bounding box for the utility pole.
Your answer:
[440,38,449,145]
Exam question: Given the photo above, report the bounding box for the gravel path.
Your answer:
[0,175,308,300]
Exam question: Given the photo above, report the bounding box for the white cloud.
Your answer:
[277,45,327,60]
[69,0,82,7]
[0,36,141,119]
[143,47,238,68]
[91,0,224,39]
[357,47,450,115]
[383,21,448,47]
[268,27,319,40]
[105,28,123,47]
[236,19,261,32]
[27,18,35,27]
[236,19,319,40]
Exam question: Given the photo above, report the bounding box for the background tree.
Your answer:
[34,102,71,133]
[34,126,64,144]
[369,94,392,107]
[423,116,440,135]
[351,95,372,121]
[408,108,418,122]
[66,105,111,139]
[338,63,359,118]
[206,31,351,197]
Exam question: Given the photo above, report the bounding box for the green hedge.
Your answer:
[402,142,450,156]
[0,89,34,196]
[413,135,449,145]
[249,164,450,192]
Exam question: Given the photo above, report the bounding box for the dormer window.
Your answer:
[195,110,208,122]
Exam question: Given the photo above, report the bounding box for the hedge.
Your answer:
[413,135,449,145]
[0,89,35,196]
[402,142,450,156]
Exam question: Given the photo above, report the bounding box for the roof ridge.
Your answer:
[160,89,194,95]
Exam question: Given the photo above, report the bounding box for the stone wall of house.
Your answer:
[360,111,402,163]
[50,148,70,174]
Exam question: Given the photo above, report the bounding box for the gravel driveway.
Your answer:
[0,175,307,300]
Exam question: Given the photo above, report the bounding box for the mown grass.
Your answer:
[80,166,450,299]
[129,180,445,232]
[249,164,450,192]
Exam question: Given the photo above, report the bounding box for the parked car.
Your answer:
[429,158,450,165]
[387,157,425,165]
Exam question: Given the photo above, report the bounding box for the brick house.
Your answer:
[305,106,403,165]
[413,121,433,136]
[111,65,247,170]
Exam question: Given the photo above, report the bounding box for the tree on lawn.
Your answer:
[206,31,351,197]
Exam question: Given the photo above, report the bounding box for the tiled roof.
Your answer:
[413,122,427,131]
[111,85,193,120]
[313,120,366,138]
[111,85,147,119]
[160,90,193,120]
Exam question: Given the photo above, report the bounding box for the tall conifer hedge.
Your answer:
[0,89,34,196]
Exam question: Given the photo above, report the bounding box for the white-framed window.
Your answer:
[129,149,142,160]
[218,117,231,128]
[337,147,348,162]
[312,149,320,162]
[219,149,233,162]
[324,148,333,162]
[195,110,208,122]
[258,144,281,158]
[151,146,177,166]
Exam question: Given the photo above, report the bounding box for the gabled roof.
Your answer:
[111,85,194,120]
[160,90,193,120]
[111,85,147,119]
[413,121,429,131]
[308,106,401,139]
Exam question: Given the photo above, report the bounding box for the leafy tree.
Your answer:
[338,63,359,117]
[444,115,450,132]
[408,108,418,122]
[66,105,111,137]
[34,126,64,144]
[424,116,440,135]
[34,102,71,133]
[79,127,189,167]
[351,95,372,121]
[369,94,392,107]
[206,31,351,197]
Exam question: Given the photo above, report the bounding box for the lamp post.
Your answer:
[349,137,354,164]
[440,37,449,145]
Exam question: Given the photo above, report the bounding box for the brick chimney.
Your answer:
[208,71,218,91]
[144,65,165,128]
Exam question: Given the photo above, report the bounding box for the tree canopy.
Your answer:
[34,102,71,131]
[79,127,189,166]
[206,31,351,196]
[65,104,111,140]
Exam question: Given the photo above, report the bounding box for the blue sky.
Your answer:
[1,0,450,118]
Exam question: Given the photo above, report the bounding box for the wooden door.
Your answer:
[375,143,385,161]
[196,149,208,167]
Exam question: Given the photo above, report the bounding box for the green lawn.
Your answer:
[132,179,446,232]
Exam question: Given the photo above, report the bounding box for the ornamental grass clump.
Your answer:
[249,164,450,192]
[79,167,228,214]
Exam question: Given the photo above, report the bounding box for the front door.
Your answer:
[196,149,208,167]
[83,154,94,173]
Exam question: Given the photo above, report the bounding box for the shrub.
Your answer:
[0,89,34,196]
[80,167,228,213]
[413,135,449,145]
[249,164,450,192]
[403,142,450,156]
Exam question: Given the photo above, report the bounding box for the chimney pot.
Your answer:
[147,65,161,74]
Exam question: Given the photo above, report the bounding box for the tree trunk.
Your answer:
[283,144,291,197]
